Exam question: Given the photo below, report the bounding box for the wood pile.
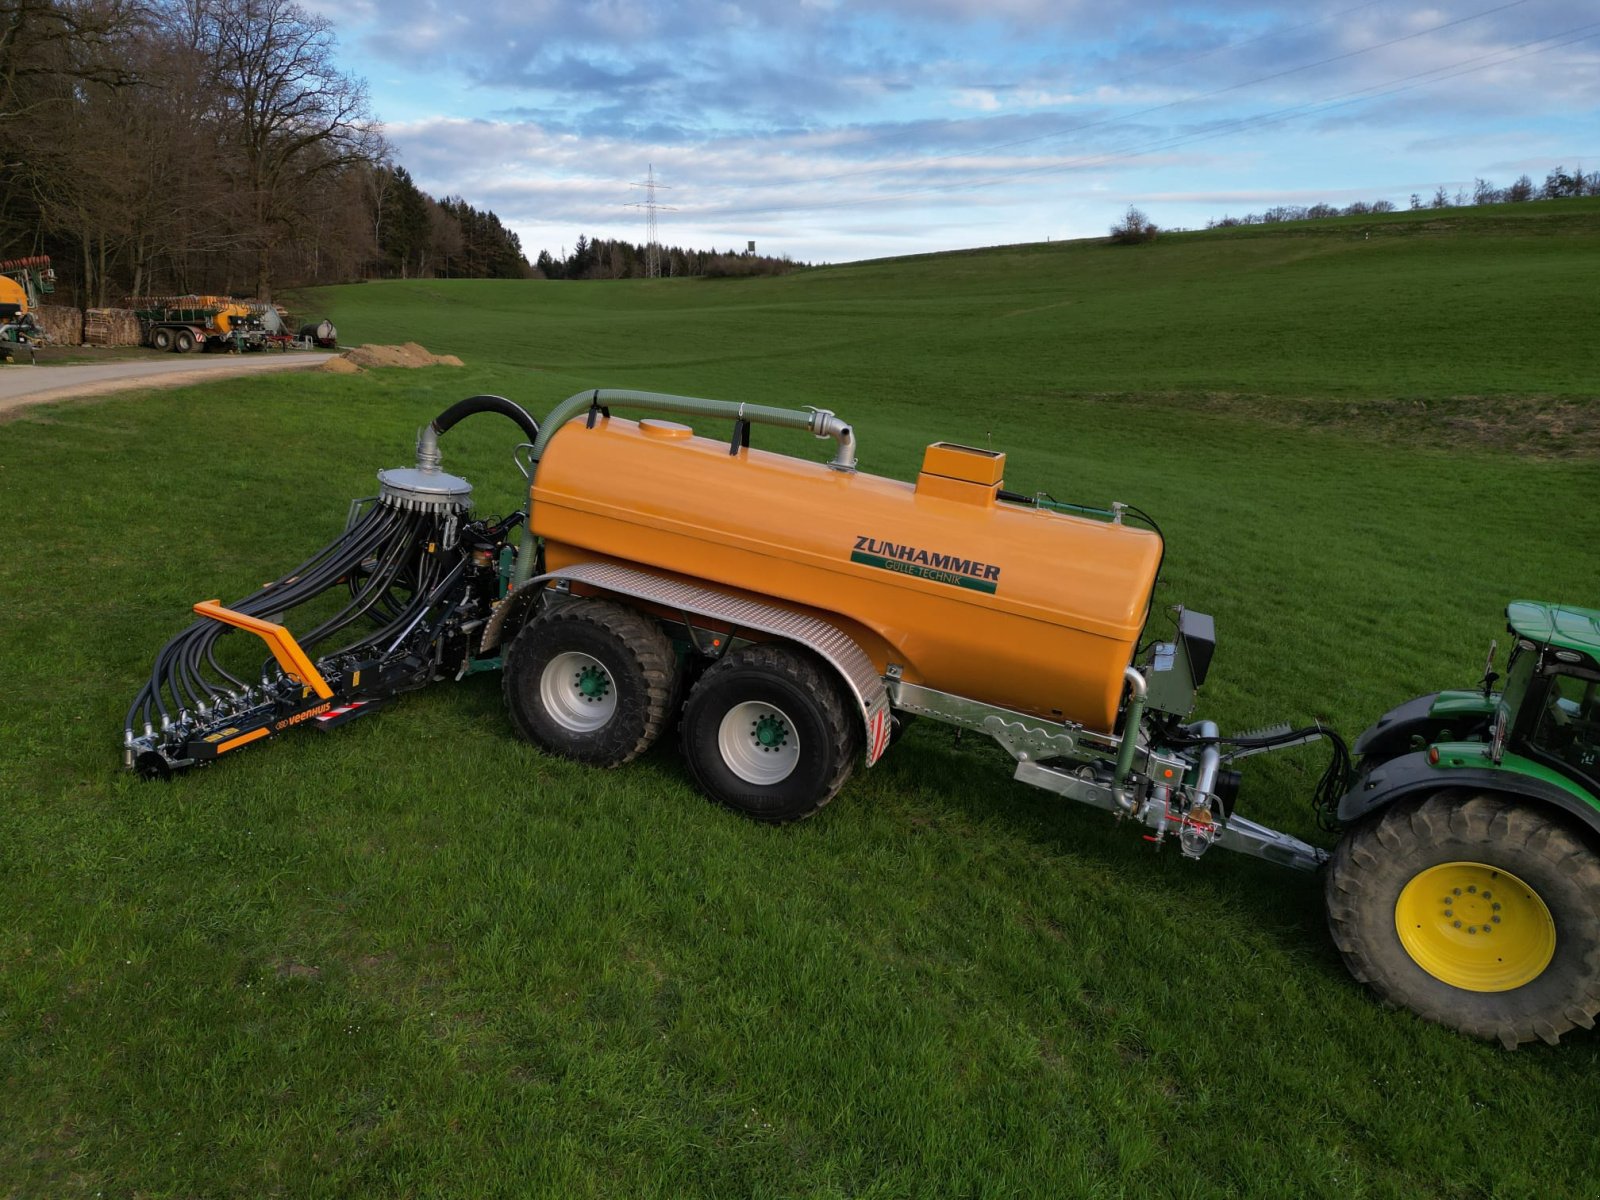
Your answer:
[32,303,84,344]
[84,307,143,346]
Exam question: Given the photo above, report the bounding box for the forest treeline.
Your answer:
[0,0,796,306]
[535,236,803,280]
[0,0,532,304]
[1205,166,1600,228]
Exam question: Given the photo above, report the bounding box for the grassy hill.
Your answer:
[321,195,1600,409]
[2,206,1598,1196]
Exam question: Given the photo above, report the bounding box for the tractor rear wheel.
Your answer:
[502,598,678,767]
[150,326,173,351]
[1326,791,1600,1047]
[173,329,197,353]
[679,643,858,823]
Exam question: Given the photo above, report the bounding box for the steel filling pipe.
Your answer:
[1190,719,1222,801]
[1111,666,1149,812]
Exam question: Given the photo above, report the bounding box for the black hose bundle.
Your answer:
[1310,727,1354,832]
[124,501,463,740]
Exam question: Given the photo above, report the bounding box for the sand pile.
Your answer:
[328,342,464,371]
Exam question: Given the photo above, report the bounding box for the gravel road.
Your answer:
[0,352,337,417]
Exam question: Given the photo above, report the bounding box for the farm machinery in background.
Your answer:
[130,297,337,353]
[121,389,1600,1050]
[132,296,270,353]
[0,255,55,359]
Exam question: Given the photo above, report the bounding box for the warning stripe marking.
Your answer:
[315,701,368,723]
[867,705,892,765]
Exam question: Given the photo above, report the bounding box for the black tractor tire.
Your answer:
[1326,791,1600,1048]
[173,328,196,353]
[679,643,858,823]
[150,326,174,351]
[502,598,677,767]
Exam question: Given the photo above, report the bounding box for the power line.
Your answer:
[626,164,676,277]
[728,0,1393,189]
[697,16,1598,220]
[732,0,1534,194]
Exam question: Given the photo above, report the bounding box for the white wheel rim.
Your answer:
[539,651,617,733]
[718,700,801,785]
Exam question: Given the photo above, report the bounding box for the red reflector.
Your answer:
[1427,747,1440,765]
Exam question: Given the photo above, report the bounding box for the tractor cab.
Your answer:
[1497,601,1600,793]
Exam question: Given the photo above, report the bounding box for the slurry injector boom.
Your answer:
[124,396,537,776]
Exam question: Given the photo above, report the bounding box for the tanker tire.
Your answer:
[150,327,173,351]
[680,643,858,823]
[1325,791,1600,1048]
[502,598,677,767]
[174,328,197,353]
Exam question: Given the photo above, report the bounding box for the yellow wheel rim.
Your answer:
[1395,862,1556,992]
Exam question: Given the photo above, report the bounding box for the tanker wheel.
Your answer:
[150,327,173,351]
[174,328,197,353]
[1326,791,1600,1048]
[502,598,678,767]
[679,643,858,823]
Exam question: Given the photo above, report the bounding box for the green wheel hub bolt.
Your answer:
[576,666,610,700]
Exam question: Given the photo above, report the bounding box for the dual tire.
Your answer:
[503,598,857,820]
[149,327,197,353]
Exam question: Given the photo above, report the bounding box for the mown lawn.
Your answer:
[3,210,1598,1197]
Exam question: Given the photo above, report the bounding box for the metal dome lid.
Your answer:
[376,464,474,512]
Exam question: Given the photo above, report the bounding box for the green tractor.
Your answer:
[1328,601,1600,1047]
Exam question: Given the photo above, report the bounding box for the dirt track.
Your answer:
[0,352,337,418]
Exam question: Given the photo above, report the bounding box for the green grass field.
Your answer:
[4,202,1599,1197]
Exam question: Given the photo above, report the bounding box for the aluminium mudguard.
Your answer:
[496,561,896,766]
[1336,749,1600,841]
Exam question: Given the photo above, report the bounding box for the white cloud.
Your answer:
[336,2,1600,261]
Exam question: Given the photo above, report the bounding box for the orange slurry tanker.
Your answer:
[530,413,1162,730]
[122,388,1600,1048]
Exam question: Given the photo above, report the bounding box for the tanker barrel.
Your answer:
[526,413,1162,729]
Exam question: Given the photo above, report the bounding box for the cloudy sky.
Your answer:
[311,0,1599,264]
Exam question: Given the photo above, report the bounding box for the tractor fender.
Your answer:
[1353,691,1493,760]
[1337,749,1600,843]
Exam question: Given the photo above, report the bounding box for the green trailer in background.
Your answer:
[132,295,266,353]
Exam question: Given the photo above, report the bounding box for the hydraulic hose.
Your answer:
[415,395,541,470]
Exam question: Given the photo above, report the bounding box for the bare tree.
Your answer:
[201,0,381,299]
[1109,205,1158,245]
